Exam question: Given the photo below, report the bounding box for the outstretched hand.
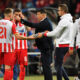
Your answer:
[19,12,25,19]
[27,34,36,40]
[69,49,73,55]
[37,33,43,38]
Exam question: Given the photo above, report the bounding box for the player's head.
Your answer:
[58,4,69,16]
[36,9,46,21]
[13,9,21,21]
[4,8,13,20]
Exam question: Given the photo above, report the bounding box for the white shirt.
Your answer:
[45,13,73,47]
[71,18,80,48]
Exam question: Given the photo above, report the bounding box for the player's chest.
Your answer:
[16,25,25,33]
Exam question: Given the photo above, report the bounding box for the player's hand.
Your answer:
[27,34,36,39]
[37,33,43,38]
[44,30,49,33]
[69,49,73,55]
[19,12,25,19]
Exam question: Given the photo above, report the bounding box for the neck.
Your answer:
[62,13,67,16]
[4,16,10,20]
[40,16,46,21]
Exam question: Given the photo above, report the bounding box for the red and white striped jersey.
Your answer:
[12,22,28,49]
[0,19,18,52]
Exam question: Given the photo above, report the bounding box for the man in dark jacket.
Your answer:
[20,9,54,80]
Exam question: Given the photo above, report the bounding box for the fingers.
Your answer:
[37,33,43,38]
[45,30,49,33]
[69,49,73,55]
[19,13,25,19]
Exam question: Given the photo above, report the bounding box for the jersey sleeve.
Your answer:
[12,23,18,34]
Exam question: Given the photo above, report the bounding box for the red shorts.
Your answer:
[0,52,16,66]
[15,49,28,66]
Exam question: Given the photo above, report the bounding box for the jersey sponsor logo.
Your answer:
[18,29,25,33]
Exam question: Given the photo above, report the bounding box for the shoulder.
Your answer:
[1,19,13,26]
[75,18,80,25]
[58,19,66,24]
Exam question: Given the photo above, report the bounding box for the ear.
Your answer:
[8,14,11,17]
[43,13,46,17]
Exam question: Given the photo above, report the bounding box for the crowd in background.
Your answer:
[0,0,80,18]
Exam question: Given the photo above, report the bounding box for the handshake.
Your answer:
[33,32,45,38]
[28,31,49,39]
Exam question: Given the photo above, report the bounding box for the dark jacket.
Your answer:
[21,18,54,50]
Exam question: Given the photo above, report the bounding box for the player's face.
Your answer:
[37,12,43,21]
[58,7,64,16]
[14,12,21,21]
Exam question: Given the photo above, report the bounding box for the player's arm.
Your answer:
[19,13,39,28]
[14,33,35,40]
[43,20,67,37]
[12,22,35,40]
[69,21,78,55]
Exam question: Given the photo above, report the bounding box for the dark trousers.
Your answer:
[77,49,80,78]
[77,49,80,69]
[13,64,18,80]
[40,49,53,80]
[55,47,69,80]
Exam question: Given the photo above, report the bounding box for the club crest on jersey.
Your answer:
[18,29,25,33]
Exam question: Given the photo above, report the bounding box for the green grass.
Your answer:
[0,75,74,80]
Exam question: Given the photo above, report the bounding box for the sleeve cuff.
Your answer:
[44,32,47,37]
[69,47,73,50]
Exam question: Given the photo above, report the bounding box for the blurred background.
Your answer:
[0,0,80,18]
[0,0,80,78]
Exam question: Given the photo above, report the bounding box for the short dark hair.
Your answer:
[36,8,46,14]
[58,4,69,13]
[4,8,13,15]
[14,9,21,13]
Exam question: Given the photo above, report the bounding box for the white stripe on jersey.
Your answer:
[13,22,28,49]
[0,19,17,52]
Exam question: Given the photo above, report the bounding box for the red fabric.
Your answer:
[44,32,47,37]
[4,69,12,80]
[0,52,16,65]
[59,44,69,47]
[76,46,78,49]
[20,33,23,49]
[12,23,18,34]
[0,43,2,53]
[0,52,4,65]
[19,65,25,80]
[4,43,6,52]
[11,66,14,79]
[69,47,73,50]
[15,49,28,65]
